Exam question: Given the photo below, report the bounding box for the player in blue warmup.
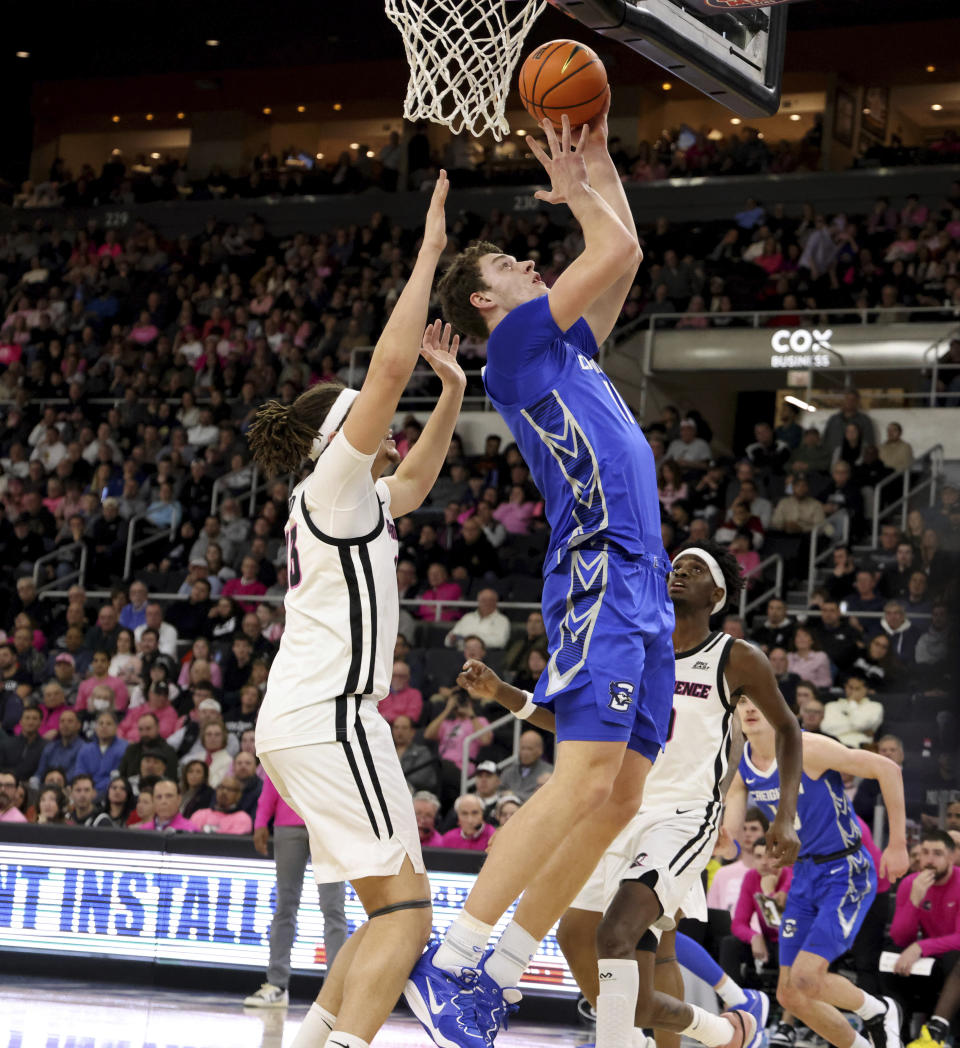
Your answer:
[724,698,910,1048]
[405,99,794,1048]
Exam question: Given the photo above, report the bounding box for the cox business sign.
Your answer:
[0,841,577,996]
[770,329,833,369]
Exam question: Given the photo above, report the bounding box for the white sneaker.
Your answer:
[243,983,289,1008]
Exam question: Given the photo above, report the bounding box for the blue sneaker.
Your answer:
[741,990,770,1048]
[403,944,488,1048]
[473,955,522,1046]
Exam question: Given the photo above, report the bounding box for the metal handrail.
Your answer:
[638,304,958,329]
[210,463,265,516]
[459,712,522,798]
[806,511,851,606]
[870,444,944,548]
[123,511,179,579]
[32,541,87,593]
[738,553,784,619]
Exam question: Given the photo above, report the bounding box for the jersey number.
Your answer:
[287,525,303,588]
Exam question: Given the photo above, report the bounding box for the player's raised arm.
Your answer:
[527,115,641,334]
[802,732,909,880]
[578,92,643,344]
[341,171,449,456]
[729,640,802,866]
[383,321,466,517]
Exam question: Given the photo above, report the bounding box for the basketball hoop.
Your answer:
[385,0,546,140]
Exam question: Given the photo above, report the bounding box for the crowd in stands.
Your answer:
[0,169,958,1037]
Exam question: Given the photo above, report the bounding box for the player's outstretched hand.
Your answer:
[528,115,589,206]
[457,658,503,703]
[766,814,800,867]
[881,841,910,882]
[421,169,449,255]
[419,319,465,390]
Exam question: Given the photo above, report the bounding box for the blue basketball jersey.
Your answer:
[483,296,665,574]
[739,737,862,859]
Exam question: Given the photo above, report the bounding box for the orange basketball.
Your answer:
[518,39,608,129]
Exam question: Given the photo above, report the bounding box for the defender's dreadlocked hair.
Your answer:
[247,382,346,477]
[673,538,745,614]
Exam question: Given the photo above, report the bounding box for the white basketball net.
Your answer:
[385,0,546,140]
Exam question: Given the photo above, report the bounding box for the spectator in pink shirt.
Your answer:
[141,777,197,832]
[35,681,69,740]
[117,682,182,742]
[417,562,462,622]
[378,660,423,725]
[439,794,495,851]
[0,769,27,823]
[492,484,537,535]
[786,625,833,689]
[76,649,130,712]
[424,692,492,775]
[222,555,268,613]
[190,776,254,834]
[414,791,444,848]
[707,807,768,914]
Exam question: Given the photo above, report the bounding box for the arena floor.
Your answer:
[0,977,594,1048]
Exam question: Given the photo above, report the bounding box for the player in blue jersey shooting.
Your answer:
[723,697,910,1048]
[406,98,794,1048]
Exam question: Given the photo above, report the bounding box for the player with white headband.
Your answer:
[247,173,465,1048]
[454,541,802,1048]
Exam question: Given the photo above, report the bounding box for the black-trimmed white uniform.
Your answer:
[572,631,735,925]
[256,432,423,883]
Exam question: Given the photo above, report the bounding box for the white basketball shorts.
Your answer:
[259,701,425,884]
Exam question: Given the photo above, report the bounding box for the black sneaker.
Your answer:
[864,997,904,1048]
[770,1022,798,1048]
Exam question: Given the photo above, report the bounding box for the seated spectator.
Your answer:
[821,460,865,539]
[167,578,215,640]
[886,830,960,1032]
[84,604,122,657]
[231,751,262,819]
[878,601,921,662]
[657,461,689,511]
[0,768,27,823]
[789,427,832,475]
[751,597,795,651]
[472,760,502,823]
[494,793,521,826]
[745,421,791,479]
[844,566,886,623]
[109,629,142,688]
[221,634,257,699]
[707,808,768,915]
[814,599,859,673]
[424,691,492,776]
[504,611,548,676]
[180,759,216,819]
[905,571,934,616]
[117,712,179,778]
[392,714,438,794]
[787,626,833,689]
[513,648,548,695]
[129,752,168,798]
[379,662,423,725]
[444,589,511,650]
[2,707,47,781]
[416,562,462,622]
[35,708,84,782]
[181,720,233,787]
[439,794,495,852]
[916,602,949,667]
[767,646,801,709]
[851,632,905,692]
[492,485,538,535]
[119,580,150,631]
[34,783,69,825]
[76,650,130,713]
[65,773,100,826]
[73,710,127,797]
[190,775,253,834]
[796,686,830,736]
[822,675,883,747]
[413,790,444,848]
[134,603,179,659]
[666,418,712,473]
[824,545,858,603]
[882,542,916,600]
[118,687,182,744]
[92,777,135,828]
[140,777,197,832]
[222,556,268,614]
[720,837,792,983]
[498,730,554,803]
[770,473,825,534]
[878,422,913,474]
[823,389,876,455]
[448,515,500,580]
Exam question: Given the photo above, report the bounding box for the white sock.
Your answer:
[434,911,494,975]
[716,975,748,1008]
[634,1030,655,1048]
[681,1005,737,1047]
[853,991,886,1022]
[292,1003,337,1048]
[326,1035,369,1048]
[596,959,640,1048]
[484,920,541,989]
[851,1034,872,1048]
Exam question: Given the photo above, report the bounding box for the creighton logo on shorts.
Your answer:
[608,680,635,712]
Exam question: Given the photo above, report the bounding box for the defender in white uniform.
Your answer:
[458,542,803,1048]
[248,173,466,1048]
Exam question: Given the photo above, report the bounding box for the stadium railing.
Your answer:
[460,713,523,798]
[806,510,851,606]
[739,552,783,620]
[33,542,87,594]
[870,443,944,547]
[122,511,180,579]
[209,464,268,516]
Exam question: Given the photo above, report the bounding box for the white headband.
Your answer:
[309,388,360,460]
[672,547,728,615]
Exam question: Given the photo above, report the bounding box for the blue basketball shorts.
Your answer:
[778,846,876,968]
[532,545,675,762]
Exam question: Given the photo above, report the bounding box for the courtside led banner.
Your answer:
[0,842,578,996]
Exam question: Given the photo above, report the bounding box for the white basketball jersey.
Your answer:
[256,474,399,753]
[641,631,736,810]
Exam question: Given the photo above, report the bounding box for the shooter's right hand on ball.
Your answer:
[528,114,590,207]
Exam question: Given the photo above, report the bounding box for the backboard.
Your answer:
[545,0,791,116]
